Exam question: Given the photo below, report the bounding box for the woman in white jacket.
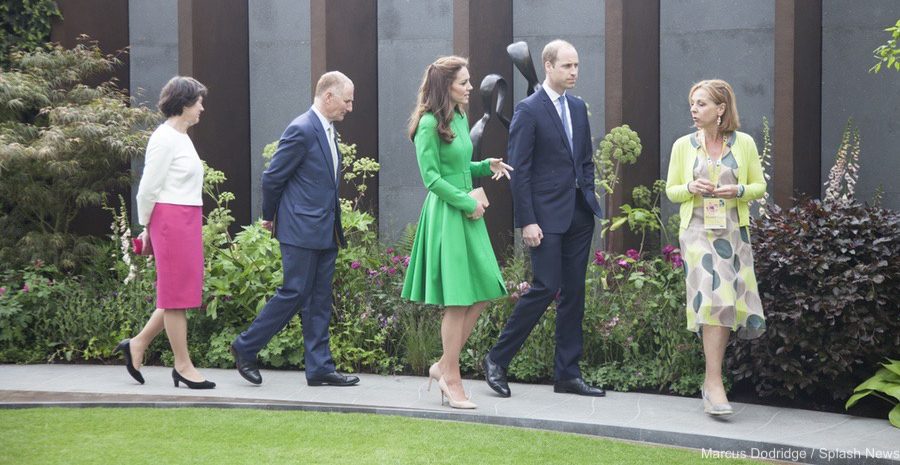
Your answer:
[114,76,214,389]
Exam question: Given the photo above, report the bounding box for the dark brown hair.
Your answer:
[158,76,207,118]
[407,56,468,143]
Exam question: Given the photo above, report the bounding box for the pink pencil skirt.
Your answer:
[148,203,204,309]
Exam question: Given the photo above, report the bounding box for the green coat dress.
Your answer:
[401,111,507,306]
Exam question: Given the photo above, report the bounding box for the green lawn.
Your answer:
[0,408,762,464]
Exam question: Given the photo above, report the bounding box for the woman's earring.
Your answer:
[717,115,722,126]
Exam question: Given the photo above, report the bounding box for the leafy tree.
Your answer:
[0,0,61,68]
[0,41,159,270]
[870,19,900,73]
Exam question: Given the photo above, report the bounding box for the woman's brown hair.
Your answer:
[407,56,469,144]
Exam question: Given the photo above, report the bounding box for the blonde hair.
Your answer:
[689,79,740,133]
[407,55,469,143]
[542,39,575,66]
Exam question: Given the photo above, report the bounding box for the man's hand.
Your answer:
[522,223,543,247]
[262,220,273,231]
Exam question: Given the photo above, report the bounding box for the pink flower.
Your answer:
[391,255,401,264]
[387,267,397,275]
[593,250,606,265]
[670,254,684,269]
[350,261,361,269]
[0,287,6,297]
[617,259,630,269]
[662,244,676,256]
[22,284,30,293]
[386,247,395,255]
[367,268,378,277]
[625,249,640,260]
[402,256,410,267]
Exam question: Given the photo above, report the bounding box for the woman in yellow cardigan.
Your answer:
[666,79,766,417]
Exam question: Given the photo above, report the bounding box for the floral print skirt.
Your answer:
[679,205,765,339]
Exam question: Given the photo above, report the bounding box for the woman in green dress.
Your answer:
[401,56,512,409]
[665,79,767,417]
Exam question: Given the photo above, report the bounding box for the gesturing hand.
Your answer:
[488,158,514,180]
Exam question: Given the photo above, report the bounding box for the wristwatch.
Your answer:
[737,184,745,198]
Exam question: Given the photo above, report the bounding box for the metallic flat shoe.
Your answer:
[702,388,734,416]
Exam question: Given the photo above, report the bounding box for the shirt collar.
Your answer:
[311,105,332,133]
[542,82,567,103]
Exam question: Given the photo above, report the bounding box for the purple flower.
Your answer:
[367,268,378,277]
[386,247,395,255]
[350,260,361,269]
[593,250,606,266]
[387,267,397,275]
[402,256,410,267]
[391,255,401,264]
[22,284,30,293]
[662,244,676,256]
[670,254,684,269]
[625,249,640,260]
[617,259,630,269]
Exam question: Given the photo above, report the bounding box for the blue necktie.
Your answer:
[558,96,573,152]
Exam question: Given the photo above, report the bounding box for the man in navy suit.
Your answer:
[484,40,605,397]
[231,71,359,387]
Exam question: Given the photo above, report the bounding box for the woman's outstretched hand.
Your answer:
[488,158,513,180]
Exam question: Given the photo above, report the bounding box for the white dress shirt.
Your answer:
[542,82,572,141]
[135,123,204,225]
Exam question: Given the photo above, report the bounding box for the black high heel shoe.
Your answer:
[113,339,144,384]
[172,369,215,389]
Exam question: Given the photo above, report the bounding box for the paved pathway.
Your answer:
[1,364,898,465]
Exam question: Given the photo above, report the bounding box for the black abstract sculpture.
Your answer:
[468,41,540,159]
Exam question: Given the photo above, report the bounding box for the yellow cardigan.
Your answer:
[665,131,767,230]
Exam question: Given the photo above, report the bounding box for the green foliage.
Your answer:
[846,359,900,428]
[594,124,641,196]
[0,0,61,68]
[870,19,900,73]
[731,199,900,403]
[0,42,159,271]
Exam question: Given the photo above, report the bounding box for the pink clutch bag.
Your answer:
[132,234,153,256]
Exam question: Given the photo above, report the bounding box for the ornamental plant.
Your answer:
[730,129,900,405]
[870,18,900,73]
[0,41,158,270]
[845,359,900,428]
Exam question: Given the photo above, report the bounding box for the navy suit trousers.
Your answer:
[233,243,337,379]
[490,195,595,381]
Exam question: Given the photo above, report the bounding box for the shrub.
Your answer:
[0,41,158,271]
[730,199,900,402]
[0,0,61,68]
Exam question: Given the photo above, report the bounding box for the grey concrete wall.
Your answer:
[512,0,605,149]
[128,0,178,218]
[248,0,311,220]
[659,0,775,222]
[377,0,453,243]
[822,1,900,210]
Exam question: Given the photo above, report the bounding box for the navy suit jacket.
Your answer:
[508,88,603,234]
[262,108,345,250]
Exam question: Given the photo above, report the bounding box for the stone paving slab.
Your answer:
[1,364,898,465]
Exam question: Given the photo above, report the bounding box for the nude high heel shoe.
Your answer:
[701,387,733,416]
[438,377,477,409]
[427,362,441,391]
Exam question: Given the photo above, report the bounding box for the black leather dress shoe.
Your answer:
[554,377,606,397]
[230,343,262,385]
[307,372,360,386]
[483,354,511,397]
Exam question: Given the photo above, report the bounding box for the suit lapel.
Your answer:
[309,111,338,186]
[538,89,574,158]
